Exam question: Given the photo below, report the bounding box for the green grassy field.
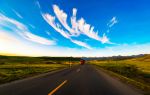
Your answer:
[89,55,150,94]
[0,56,80,84]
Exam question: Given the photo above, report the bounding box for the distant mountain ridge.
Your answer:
[82,54,149,61]
[127,54,150,62]
[0,54,150,62]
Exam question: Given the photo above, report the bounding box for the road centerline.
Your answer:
[48,80,67,95]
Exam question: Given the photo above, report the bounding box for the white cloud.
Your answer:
[70,39,92,49]
[42,13,70,39]
[42,5,118,49]
[72,8,77,17]
[12,9,23,19]
[36,1,41,9]
[42,13,91,48]
[19,31,55,45]
[107,17,118,27]
[71,8,79,35]
[0,13,55,45]
[101,33,110,44]
[52,5,112,44]
[0,13,26,30]
[46,31,51,36]
[76,18,112,44]
[53,5,79,36]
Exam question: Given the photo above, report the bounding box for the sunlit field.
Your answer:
[89,55,150,94]
[0,56,80,84]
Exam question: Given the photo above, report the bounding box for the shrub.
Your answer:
[99,63,140,77]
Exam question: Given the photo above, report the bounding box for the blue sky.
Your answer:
[0,0,150,57]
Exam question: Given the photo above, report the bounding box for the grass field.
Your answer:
[0,56,80,84]
[89,55,150,94]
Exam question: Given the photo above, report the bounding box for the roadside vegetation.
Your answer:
[0,55,80,84]
[89,54,150,95]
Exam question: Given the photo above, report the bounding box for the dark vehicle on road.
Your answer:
[80,59,85,65]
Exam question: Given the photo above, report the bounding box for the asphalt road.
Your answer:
[0,64,142,95]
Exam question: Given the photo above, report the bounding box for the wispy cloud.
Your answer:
[70,39,92,49]
[46,31,51,36]
[53,5,111,44]
[12,9,23,19]
[0,13,26,30]
[42,13,70,39]
[101,33,110,44]
[53,5,79,36]
[0,13,55,45]
[36,1,41,9]
[42,13,91,48]
[71,8,79,35]
[29,24,35,29]
[42,4,114,49]
[107,17,118,27]
[19,31,55,45]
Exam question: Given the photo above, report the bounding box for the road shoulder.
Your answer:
[92,65,143,95]
[0,68,67,88]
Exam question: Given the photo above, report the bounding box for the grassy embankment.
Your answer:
[89,54,150,95]
[0,56,80,84]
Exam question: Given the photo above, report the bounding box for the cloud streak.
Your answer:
[107,17,118,27]
[0,13,55,45]
[42,13,91,49]
[42,5,115,49]
[70,39,92,49]
[53,5,111,44]
[42,13,70,39]
[53,5,78,36]
[12,9,23,19]
[19,31,55,45]
[36,1,41,9]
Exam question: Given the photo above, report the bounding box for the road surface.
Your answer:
[0,64,142,95]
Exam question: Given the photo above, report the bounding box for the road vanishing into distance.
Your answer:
[0,64,142,95]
